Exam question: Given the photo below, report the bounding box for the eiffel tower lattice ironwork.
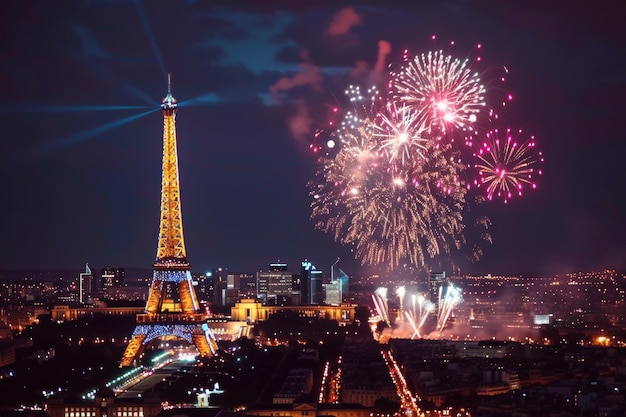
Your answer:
[120,75,218,367]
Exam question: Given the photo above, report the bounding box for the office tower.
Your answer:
[291,275,302,305]
[78,263,92,304]
[310,269,323,305]
[300,261,311,305]
[300,260,324,305]
[336,268,350,301]
[224,272,255,304]
[235,274,256,299]
[257,263,293,304]
[212,267,228,307]
[428,271,446,316]
[323,280,341,306]
[428,272,445,300]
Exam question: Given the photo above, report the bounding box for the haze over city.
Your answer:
[2,1,624,277]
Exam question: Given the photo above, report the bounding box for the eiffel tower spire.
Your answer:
[120,76,217,367]
[156,73,187,266]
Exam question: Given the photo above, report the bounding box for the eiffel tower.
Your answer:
[120,75,218,367]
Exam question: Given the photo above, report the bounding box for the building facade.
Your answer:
[256,263,295,305]
[45,388,162,417]
[230,299,356,324]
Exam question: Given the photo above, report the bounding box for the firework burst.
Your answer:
[309,90,468,270]
[472,128,544,203]
[308,42,544,271]
[405,292,435,339]
[436,282,462,333]
[371,101,430,168]
[390,49,486,135]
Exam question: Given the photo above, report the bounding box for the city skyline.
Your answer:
[2,1,625,277]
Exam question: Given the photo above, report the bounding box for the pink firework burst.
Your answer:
[390,50,486,135]
[473,128,544,203]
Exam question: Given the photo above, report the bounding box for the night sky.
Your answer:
[2,1,625,277]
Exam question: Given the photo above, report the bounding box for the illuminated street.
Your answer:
[382,349,420,416]
[318,357,342,403]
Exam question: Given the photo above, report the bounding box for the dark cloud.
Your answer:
[190,13,251,42]
[275,45,301,64]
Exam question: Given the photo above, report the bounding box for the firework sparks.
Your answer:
[436,283,462,334]
[405,292,435,339]
[308,43,544,271]
[309,142,467,270]
[396,286,406,321]
[473,128,544,203]
[308,86,468,271]
[372,287,390,326]
[405,311,421,339]
[390,50,486,135]
[371,101,430,168]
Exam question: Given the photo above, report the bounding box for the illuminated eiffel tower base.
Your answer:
[119,269,219,367]
[120,76,217,367]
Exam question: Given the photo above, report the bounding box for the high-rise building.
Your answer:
[212,267,228,307]
[78,263,92,304]
[257,263,293,305]
[300,261,312,305]
[310,269,323,305]
[222,272,255,305]
[336,268,350,301]
[237,274,257,299]
[428,271,446,316]
[324,259,349,305]
[428,272,446,301]
[291,274,302,305]
[300,260,324,305]
[323,280,341,306]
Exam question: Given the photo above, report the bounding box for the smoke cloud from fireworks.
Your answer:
[325,7,362,37]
